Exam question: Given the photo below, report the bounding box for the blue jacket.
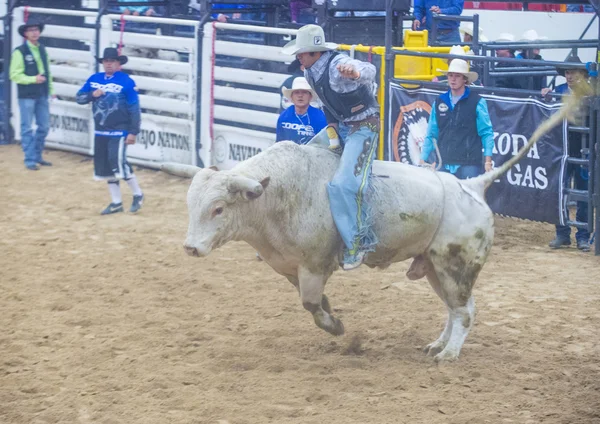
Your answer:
[413,0,464,31]
[76,71,141,136]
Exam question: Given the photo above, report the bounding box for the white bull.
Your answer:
[163,94,576,362]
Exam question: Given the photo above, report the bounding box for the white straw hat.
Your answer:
[447,45,470,62]
[281,77,316,100]
[496,32,515,42]
[437,59,478,84]
[520,29,548,42]
[281,24,338,56]
[459,22,489,41]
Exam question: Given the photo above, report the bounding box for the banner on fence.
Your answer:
[47,102,93,151]
[129,115,194,165]
[388,83,566,224]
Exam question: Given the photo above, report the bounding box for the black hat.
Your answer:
[287,58,302,74]
[557,55,587,77]
[18,20,45,38]
[97,47,128,65]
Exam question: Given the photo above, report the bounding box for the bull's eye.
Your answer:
[214,207,224,216]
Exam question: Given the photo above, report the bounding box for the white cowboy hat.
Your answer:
[519,29,548,42]
[281,77,316,100]
[281,24,338,56]
[495,32,515,43]
[437,59,479,84]
[446,45,470,62]
[459,22,489,41]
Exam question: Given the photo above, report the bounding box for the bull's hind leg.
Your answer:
[426,254,482,362]
[298,266,344,336]
[424,267,453,356]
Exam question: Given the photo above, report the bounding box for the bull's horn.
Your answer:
[227,175,264,200]
[160,162,202,178]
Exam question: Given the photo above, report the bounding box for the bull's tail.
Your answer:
[467,84,590,194]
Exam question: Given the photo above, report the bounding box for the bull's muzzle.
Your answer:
[184,244,202,257]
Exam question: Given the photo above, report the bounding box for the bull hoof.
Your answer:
[434,349,459,363]
[328,317,345,336]
[423,341,446,356]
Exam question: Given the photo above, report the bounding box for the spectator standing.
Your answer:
[9,20,54,171]
[282,25,380,270]
[516,29,547,91]
[413,0,464,44]
[419,59,494,179]
[544,55,591,252]
[493,33,522,89]
[276,77,327,144]
[76,48,144,215]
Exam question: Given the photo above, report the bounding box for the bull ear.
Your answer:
[209,165,219,171]
[228,175,265,200]
[260,176,270,189]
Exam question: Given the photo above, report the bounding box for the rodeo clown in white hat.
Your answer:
[419,59,495,179]
[281,24,379,271]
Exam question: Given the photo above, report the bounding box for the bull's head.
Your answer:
[161,163,270,258]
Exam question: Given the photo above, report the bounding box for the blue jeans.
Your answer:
[430,28,461,45]
[442,164,484,179]
[556,164,589,242]
[19,97,50,167]
[327,119,379,260]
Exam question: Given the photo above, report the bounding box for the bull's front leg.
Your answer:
[298,266,344,336]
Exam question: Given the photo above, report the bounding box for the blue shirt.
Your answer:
[413,0,464,31]
[421,88,494,173]
[76,71,141,136]
[276,105,327,145]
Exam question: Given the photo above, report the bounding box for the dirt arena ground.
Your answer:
[1,145,599,424]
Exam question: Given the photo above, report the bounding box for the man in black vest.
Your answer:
[419,58,494,179]
[9,20,54,170]
[282,24,380,271]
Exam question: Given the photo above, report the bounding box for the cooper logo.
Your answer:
[438,103,449,113]
[313,36,322,45]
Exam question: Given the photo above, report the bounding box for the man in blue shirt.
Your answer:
[419,59,494,179]
[413,0,464,44]
[543,55,591,252]
[276,77,327,145]
[76,48,144,215]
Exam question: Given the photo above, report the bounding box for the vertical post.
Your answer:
[472,14,479,54]
[595,101,600,255]
[2,5,13,143]
[196,16,211,168]
[383,0,393,161]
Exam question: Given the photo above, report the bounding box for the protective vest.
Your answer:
[435,89,483,166]
[16,43,49,99]
[306,52,378,122]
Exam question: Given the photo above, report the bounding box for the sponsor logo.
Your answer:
[137,129,190,151]
[229,143,262,162]
[90,82,124,93]
[49,114,89,133]
[313,36,322,45]
[438,103,449,113]
[25,54,34,63]
[214,135,228,164]
[392,100,432,164]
